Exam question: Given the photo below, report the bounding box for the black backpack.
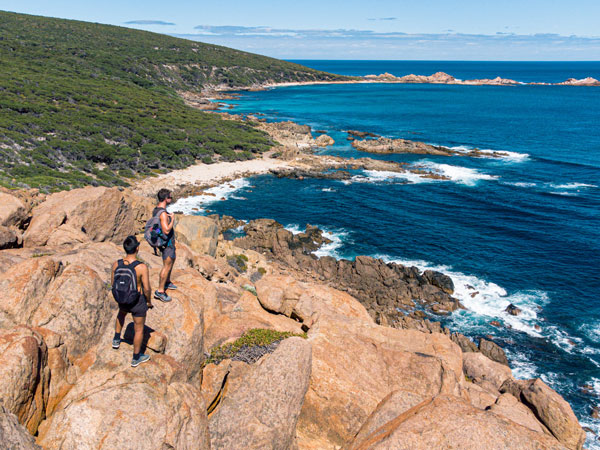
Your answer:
[112,260,141,307]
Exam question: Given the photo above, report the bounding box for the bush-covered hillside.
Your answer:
[0,11,348,191]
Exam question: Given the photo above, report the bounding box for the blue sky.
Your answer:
[2,0,600,59]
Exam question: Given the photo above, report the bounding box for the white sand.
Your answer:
[133,155,289,196]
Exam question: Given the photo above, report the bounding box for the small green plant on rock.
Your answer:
[204,328,307,366]
[227,253,249,272]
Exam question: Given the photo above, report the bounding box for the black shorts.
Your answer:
[160,244,176,261]
[119,293,148,318]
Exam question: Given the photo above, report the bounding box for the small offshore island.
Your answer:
[0,10,596,450]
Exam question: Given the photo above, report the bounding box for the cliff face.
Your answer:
[0,186,586,449]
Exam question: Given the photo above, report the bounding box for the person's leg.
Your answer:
[115,310,126,334]
[165,253,176,287]
[132,315,145,355]
[158,256,174,292]
[112,310,127,348]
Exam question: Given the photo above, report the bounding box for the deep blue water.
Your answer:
[178,61,600,443]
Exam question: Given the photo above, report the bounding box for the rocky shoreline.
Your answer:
[195,71,600,99]
[0,185,588,449]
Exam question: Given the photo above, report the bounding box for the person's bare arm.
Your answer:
[139,264,153,307]
[111,261,118,287]
[160,211,174,234]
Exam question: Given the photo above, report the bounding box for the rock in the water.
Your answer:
[208,337,311,450]
[505,303,522,316]
[315,134,335,147]
[346,395,566,450]
[520,378,586,450]
[479,338,509,366]
[174,214,219,257]
[0,406,41,450]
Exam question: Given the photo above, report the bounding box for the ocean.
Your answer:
[177,61,600,445]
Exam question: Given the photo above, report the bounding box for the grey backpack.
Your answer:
[144,208,169,249]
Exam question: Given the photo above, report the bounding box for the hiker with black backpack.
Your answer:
[144,188,177,303]
[111,236,153,367]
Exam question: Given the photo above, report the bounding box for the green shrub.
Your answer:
[204,328,307,366]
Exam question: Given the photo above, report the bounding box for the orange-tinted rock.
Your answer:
[209,337,311,449]
[37,348,210,450]
[0,326,49,434]
[23,187,152,247]
[521,378,586,449]
[346,395,566,449]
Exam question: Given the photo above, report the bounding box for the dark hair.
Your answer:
[157,188,172,202]
[123,235,140,255]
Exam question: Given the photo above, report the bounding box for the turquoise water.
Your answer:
[178,61,600,443]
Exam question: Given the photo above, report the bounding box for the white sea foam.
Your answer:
[550,182,598,189]
[346,170,434,185]
[345,164,497,187]
[449,145,529,162]
[322,187,337,192]
[375,253,600,366]
[169,178,250,214]
[503,181,537,188]
[550,191,579,197]
[375,254,550,338]
[284,224,304,235]
[285,224,349,259]
[313,229,349,258]
[414,162,499,186]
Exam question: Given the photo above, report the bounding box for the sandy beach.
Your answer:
[132,153,290,197]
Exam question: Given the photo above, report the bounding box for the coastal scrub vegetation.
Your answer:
[0,11,349,191]
[204,328,307,366]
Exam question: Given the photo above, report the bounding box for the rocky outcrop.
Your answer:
[37,350,211,450]
[463,352,512,390]
[345,395,567,450]
[479,338,509,366]
[557,77,600,86]
[208,337,311,449]
[23,186,152,247]
[0,406,41,450]
[0,225,20,249]
[352,136,511,158]
[253,274,465,448]
[235,221,460,319]
[0,192,28,228]
[488,393,549,435]
[520,379,586,450]
[0,257,114,362]
[0,327,49,434]
[352,137,454,155]
[174,214,219,257]
[314,134,334,147]
[0,186,586,450]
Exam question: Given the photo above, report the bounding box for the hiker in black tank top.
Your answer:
[111,236,153,367]
[153,189,177,303]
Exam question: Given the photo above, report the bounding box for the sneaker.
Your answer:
[154,290,172,302]
[131,354,151,367]
[166,282,177,290]
[112,337,121,349]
